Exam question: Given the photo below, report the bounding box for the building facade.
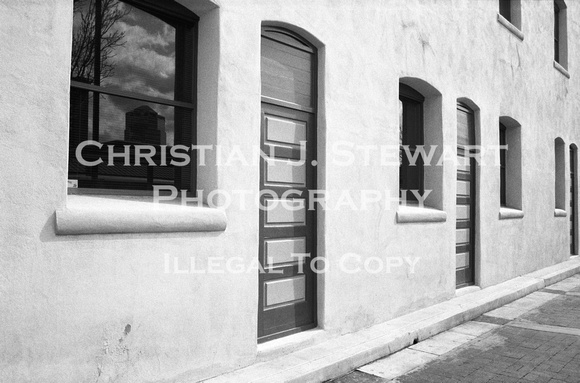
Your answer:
[0,0,578,382]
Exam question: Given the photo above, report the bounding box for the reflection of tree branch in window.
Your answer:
[71,0,129,83]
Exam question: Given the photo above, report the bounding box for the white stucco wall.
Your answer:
[0,0,578,382]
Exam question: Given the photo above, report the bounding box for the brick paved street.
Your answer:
[393,326,580,383]
[328,275,580,383]
[521,294,580,330]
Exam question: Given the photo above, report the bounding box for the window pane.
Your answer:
[71,0,96,83]
[69,91,192,189]
[554,1,560,62]
[499,125,507,206]
[261,36,314,107]
[401,97,423,146]
[72,0,177,100]
[499,0,511,21]
[399,96,424,202]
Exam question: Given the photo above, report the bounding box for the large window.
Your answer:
[68,0,198,192]
[399,84,424,203]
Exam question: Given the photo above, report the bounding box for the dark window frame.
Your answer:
[555,0,561,62]
[68,0,199,193]
[555,138,566,210]
[499,123,507,207]
[399,83,425,203]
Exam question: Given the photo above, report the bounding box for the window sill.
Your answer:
[554,208,568,218]
[499,207,524,220]
[553,61,570,79]
[396,205,447,224]
[55,195,227,235]
[497,14,524,41]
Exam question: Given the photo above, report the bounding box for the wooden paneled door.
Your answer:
[456,103,476,287]
[258,27,317,342]
[570,146,577,255]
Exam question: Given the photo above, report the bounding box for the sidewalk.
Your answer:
[330,274,580,383]
[203,258,580,383]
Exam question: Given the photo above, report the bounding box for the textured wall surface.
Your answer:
[0,0,578,382]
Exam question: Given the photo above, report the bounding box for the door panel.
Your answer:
[264,198,306,225]
[265,238,307,266]
[266,159,306,186]
[265,275,306,307]
[265,116,306,144]
[456,252,470,268]
[456,104,476,287]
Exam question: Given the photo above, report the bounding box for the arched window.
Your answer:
[398,78,443,210]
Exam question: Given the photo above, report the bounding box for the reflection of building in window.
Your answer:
[124,106,166,145]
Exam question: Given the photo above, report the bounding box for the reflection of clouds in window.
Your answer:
[102,4,176,100]
[104,77,173,100]
[74,1,179,144]
[117,21,175,50]
[116,1,134,21]
[110,47,175,79]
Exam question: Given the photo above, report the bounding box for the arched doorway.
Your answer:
[258,26,318,342]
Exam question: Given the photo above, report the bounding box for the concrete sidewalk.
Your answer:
[203,258,580,383]
[331,273,580,383]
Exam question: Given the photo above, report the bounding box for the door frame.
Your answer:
[258,25,319,343]
[571,144,578,255]
[456,101,480,288]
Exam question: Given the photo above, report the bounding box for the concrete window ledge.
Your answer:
[499,207,524,220]
[554,208,568,218]
[497,14,524,41]
[396,205,447,224]
[553,61,570,79]
[56,195,227,235]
